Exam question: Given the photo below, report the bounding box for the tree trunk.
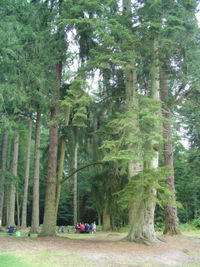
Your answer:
[4,136,12,226]
[21,120,32,229]
[122,0,144,242]
[98,211,101,226]
[0,130,8,228]
[40,62,62,237]
[16,192,20,226]
[55,105,70,219]
[160,68,180,235]
[73,141,78,224]
[30,108,41,233]
[139,37,160,243]
[103,201,111,231]
[8,133,19,226]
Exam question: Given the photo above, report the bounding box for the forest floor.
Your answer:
[0,231,200,267]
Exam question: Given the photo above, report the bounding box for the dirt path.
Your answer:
[0,233,200,266]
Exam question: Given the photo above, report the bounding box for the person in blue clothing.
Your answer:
[84,223,89,233]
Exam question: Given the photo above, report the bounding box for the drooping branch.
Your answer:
[59,161,103,185]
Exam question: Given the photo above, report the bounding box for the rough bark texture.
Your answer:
[160,69,180,235]
[8,134,19,226]
[21,120,32,229]
[103,201,111,231]
[40,62,61,237]
[0,130,8,228]
[30,109,41,233]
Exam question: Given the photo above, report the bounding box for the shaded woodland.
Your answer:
[0,0,200,243]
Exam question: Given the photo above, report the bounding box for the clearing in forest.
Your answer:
[0,231,200,267]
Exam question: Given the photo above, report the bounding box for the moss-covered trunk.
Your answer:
[103,201,111,231]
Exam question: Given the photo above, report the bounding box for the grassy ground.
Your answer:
[0,228,200,267]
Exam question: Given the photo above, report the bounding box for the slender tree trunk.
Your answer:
[21,120,32,229]
[55,106,70,219]
[16,192,20,226]
[98,211,101,226]
[0,130,8,228]
[5,136,12,226]
[30,108,41,233]
[73,141,78,224]
[8,133,19,226]
[160,68,180,235]
[40,62,62,237]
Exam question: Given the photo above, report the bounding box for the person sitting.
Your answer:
[84,223,89,233]
[8,226,16,236]
[89,223,93,233]
[75,223,79,233]
[80,223,85,233]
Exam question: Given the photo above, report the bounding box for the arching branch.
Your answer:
[59,161,103,185]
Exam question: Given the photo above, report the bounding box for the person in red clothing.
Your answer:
[80,223,85,232]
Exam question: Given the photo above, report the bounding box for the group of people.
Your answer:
[75,222,96,234]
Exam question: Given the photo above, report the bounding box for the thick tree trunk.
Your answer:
[30,109,41,233]
[160,69,180,235]
[103,201,111,231]
[8,133,19,226]
[0,130,8,228]
[21,120,32,229]
[73,141,78,224]
[98,211,101,226]
[40,62,62,237]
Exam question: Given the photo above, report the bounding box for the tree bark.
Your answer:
[73,141,78,224]
[8,133,19,226]
[30,108,41,233]
[16,192,20,226]
[21,120,32,229]
[40,62,62,237]
[55,105,70,218]
[103,201,111,231]
[160,68,180,235]
[4,135,12,226]
[0,130,8,228]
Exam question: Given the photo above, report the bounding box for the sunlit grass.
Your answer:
[0,254,33,267]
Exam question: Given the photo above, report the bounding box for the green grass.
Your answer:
[0,254,33,267]
[60,232,109,239]
[0,233,38,238]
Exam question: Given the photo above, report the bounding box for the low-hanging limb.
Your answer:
[59,161,103,185]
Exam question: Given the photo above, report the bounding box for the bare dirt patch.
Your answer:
[0,233,200,266]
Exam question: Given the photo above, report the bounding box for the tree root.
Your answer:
[120,234,165,245]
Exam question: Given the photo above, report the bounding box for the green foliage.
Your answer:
[100,96,163,173]
[115,167,173,210]
[191,217,200,228]
[61,78,91,128]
